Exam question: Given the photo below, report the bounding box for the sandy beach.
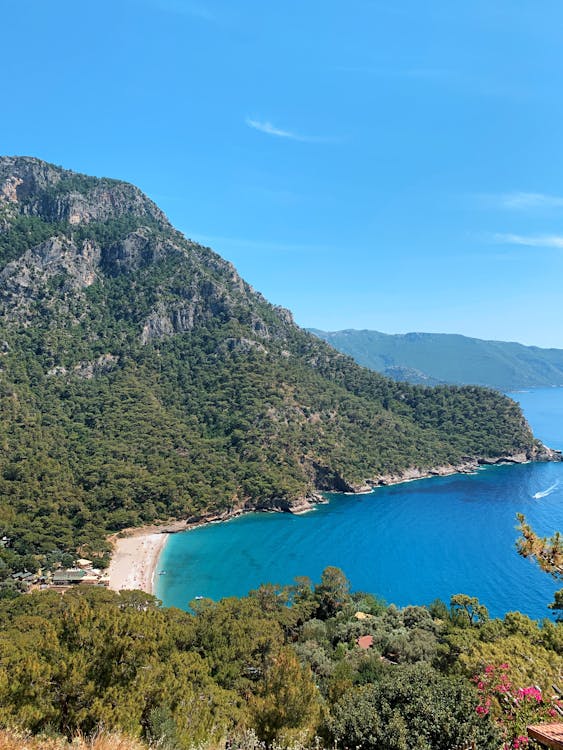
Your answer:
[107,532,169,594]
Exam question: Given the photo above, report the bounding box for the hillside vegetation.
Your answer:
[0,157,547,577]
[0,572,561,749]
[311,329,563,390]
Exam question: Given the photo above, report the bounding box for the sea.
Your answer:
[156,387,563,620]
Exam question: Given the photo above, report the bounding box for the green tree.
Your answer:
[517,514,563,615]
[250,647,320,744]
[314,566,351,620]
[450,594,489,627]
[516,513,563,575]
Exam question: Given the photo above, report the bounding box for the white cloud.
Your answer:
[489,192,563,210]
[245,119,303,140]
[245,118,336,143]
[492,233,563,248]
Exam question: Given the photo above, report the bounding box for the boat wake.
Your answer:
[533,481,560,499]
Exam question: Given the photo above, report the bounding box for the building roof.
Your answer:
[355,611,369,620]
[53,569,86,583]
[357,635,374,650]
[528,723,563,749]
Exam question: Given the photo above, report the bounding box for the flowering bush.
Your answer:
[473,664,560,749]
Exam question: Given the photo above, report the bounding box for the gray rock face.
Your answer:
[47,353,119,379]
[0,156,167,226]
[0,236,101,321]
[101,229,169,274]
[140,281,237,344]
[0,157,65,200]
[0,157,299,347]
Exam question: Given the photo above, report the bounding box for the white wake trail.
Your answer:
[533,480,560,499]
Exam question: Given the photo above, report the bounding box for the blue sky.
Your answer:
[3,0,563,346]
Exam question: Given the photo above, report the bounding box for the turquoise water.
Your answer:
[156,388,563,619]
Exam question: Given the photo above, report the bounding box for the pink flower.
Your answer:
[517,687,542,702]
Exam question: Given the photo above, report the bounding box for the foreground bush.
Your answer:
[0,729,147,750]
[326,663,501,750]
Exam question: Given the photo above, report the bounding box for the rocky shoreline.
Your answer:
[325,443,562,496]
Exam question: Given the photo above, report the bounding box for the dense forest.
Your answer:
[0,568,561,749]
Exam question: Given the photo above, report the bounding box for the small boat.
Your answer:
[194,595,204,600]
[158,570,167,575]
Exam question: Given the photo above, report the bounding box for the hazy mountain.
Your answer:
[310,329,563,391]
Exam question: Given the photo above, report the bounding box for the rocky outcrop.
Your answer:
[312,462,359,493]
[100,229,170,274]
[0,157,66,200]
[218,337,268,355]
[47,354,120,380]
[0,156,167,226]
[477,443,562,465]
[0,236,101,321]
[0,157,305,352]
[248,491,326,514]
[140,289,233,344]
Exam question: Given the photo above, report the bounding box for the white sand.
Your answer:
[107,532,168,594]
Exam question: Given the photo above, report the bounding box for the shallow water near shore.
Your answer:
[156,388,563,619]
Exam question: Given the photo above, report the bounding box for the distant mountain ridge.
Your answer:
[309,329,563,390]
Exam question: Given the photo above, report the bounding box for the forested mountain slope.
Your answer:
[0,157,550,571]
[310,329,563,390]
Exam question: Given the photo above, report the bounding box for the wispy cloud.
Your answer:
[246,119,303,140]
[496,192,563,210]
[492,233,563,248]
[245,118,337,144]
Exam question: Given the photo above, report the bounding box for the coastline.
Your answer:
[106,512,247,594]
[107,531,169,594]
[106,447,561,595]
[342,445,561,494]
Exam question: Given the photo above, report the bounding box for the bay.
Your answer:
[156,387,563,619]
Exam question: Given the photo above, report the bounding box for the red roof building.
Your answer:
[356,635,374,650]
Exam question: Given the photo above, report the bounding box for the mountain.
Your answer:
[0,157,552,573]
[309,329,563,391]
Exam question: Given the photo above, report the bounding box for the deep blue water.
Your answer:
[156,387,563,619]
